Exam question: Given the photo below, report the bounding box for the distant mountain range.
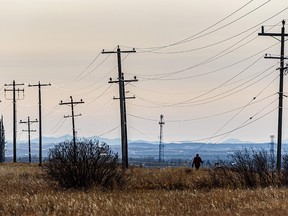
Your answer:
[8,134,279,146]
[221,138,254,144]
[29,134,121,145]
[5,134,284,163]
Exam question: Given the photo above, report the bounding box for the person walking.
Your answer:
[192,154,203,170]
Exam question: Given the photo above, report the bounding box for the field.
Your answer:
[0,163,288,215]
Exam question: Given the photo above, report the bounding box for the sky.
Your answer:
[0,0,288,146]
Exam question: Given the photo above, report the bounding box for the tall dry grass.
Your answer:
[0,163,288,215]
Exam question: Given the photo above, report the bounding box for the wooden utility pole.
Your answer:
[259,20,288,170]
[102,46,137,169]
[4,80,24,162]
[28,82,51,165]
[20,117,38,163]
[59,96,84,148]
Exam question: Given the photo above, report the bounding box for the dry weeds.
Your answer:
[0,163,288,215]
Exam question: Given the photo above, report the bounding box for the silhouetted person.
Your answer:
[192,154,203,170]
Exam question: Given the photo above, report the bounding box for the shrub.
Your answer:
[204,149,274,189]
[230,149,273,187]
[43,139,125,190]
[279,154,288,185]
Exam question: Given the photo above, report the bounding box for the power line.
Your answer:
[135,40,278,82]
[68,51,102,84]
[138,3,288,54]
[160,0,271,48]
[73,51,113,83]
[56,52,131,96]
[191,100,277,158]
[48,117,67,135]
[155,35,269,80]
[189,107,276,143]
[85,84,113,104]
[140,27,260,55]
[123,0,263,51]
[180,68,277,107]
[127,123,158,141]
[97,125,120,137]
[181,71,281,163]
[127,93,276,123]
[72,53,132,94]
[131,59,275,108]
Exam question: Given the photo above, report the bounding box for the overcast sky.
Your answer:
[0,0,288,147]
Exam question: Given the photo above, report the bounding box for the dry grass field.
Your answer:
[0,163,288,215]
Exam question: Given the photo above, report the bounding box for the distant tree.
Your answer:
[0,115,5,163]
[43,139,125,190]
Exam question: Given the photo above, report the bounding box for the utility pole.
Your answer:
[258,20,288,170]
[28,82,51,166]
[159,114,165,164]
[20,117,38,163]
[102,45,137,169]
[59,96,84,148]
[4,80,24,162]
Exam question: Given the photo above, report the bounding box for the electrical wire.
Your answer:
[97,125,120,137]
[127,124,159,141]
[179,74,280,164]
[172,56,269,105]
[179,106,277,166]
[122,0,260,51]
[64,52,131,95]
[69,51,102,84]
[188,106,276,143]
[134,3,287,54]
[132,56,274,108]
[180,67,277,107]
[141,26,260,55]
[158,35,271,80]
[48,118,68,135]
[81,99,117,118]
[160,0,271,49]
[74,52,113,83]
[127,93,276,123]
[190,99,277,157]
[83,85,114,105]
[42,104,63,118]
[137,39,277,82]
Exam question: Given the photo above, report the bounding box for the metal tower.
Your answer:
[269,135,275,169]
[159,114,165,163]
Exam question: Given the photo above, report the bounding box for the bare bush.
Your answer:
[204,149,274,189]
[230,149,273,187]
[279,154,288,185]
[43,139,125,190]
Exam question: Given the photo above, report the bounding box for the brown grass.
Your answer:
[0,163,287,215]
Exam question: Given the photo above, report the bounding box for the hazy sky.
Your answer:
[0,0,288,147]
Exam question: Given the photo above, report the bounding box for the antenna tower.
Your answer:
[159,114,165,163]
[270,135,275,169]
